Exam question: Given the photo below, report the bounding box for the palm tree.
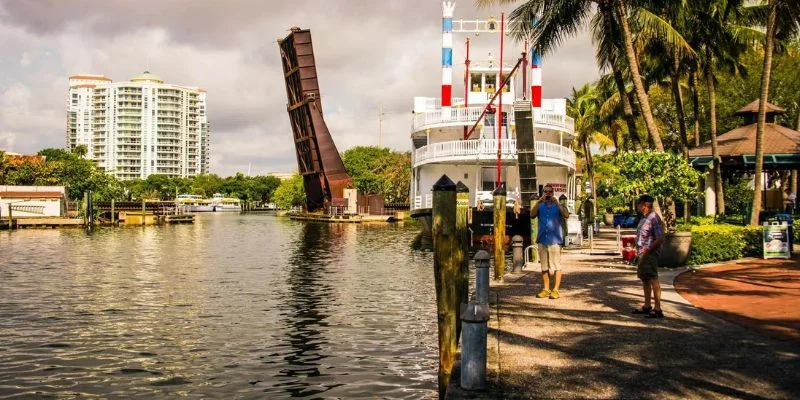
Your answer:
[684,0,756,215]
[73,144,88,159]
[568,83,614,215]
[479,0,665,150]
[750,0,800,225]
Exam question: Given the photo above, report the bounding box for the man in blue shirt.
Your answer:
[531,184,570,299]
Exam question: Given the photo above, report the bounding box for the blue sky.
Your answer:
[0,0,598,176]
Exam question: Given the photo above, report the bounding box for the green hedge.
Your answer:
[686,224,762,265]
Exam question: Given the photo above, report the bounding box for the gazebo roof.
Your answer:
[689,123,800,168]
[689,123,800,158]
[734,99,786,115]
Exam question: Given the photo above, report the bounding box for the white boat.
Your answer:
[176,194,214,213]
[210,193,242,212]
[409,2,578,243]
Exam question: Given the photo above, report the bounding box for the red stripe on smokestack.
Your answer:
[531,86,542,108]
[441,85,452,106]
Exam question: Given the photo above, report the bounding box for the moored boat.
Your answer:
[409,2,578,244]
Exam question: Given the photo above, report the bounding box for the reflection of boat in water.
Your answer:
[176,194,214,212]
[211,193,241,212]
[176,193,241,212]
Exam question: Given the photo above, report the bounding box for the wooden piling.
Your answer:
[432,174,457,398]
[82,192,88,227]
[7,204,12,229]
[455,181,470,344]
[111,199,116,225]
[141,199,146,226]
[493,185,506,280]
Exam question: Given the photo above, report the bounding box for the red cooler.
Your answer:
[621,235,637,262]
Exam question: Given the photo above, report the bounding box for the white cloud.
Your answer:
[0,0,601,176]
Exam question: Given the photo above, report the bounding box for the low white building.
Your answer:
[0,186,67,217]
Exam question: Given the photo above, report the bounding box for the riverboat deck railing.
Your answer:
[412,105,575,134]
[412,139,575,169]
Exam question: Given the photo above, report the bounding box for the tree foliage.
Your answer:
[341,146,411,204]
[615,151,702,202]
[272,173,305,209]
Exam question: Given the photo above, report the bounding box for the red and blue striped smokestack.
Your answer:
[442,1,455,119]
[530,49,542,109]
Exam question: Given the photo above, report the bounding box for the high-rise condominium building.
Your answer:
[67,71,210,180]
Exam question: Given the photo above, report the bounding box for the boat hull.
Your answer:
[411,207,532,245]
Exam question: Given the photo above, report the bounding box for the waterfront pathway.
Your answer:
[451,230,800,399]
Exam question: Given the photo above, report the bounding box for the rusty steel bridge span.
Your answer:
[278,28,352,213]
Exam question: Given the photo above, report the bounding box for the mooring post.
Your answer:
[141,199,146,226]
[82,192,88,228]
[432,174,457,398]
[86,190,94,230]
[530,198,538,262]
[7,204,12,230]
[455,181,470,343]
[511,235,524,272]
[461,250,490,390]
[492,185,506,280]
[111,199,116,226]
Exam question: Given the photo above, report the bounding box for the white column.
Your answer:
[704,172,716,216]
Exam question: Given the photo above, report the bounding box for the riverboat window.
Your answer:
[471,73,482,92]
[485,74,497,93]
[481,167,506,191]
[500,74,511,92]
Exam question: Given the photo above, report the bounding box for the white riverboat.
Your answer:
[409,1,578,242]
[210,193,241,212]
[176,194,214,213]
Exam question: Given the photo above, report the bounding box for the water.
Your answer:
[0,214,438,399]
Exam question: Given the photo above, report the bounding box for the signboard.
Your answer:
[763,222,790,259]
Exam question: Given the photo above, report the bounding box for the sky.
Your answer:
[0,0,599,177]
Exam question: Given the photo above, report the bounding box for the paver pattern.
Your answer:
[452,232,800,399]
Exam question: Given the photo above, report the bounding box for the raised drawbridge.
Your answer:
[278,28,352,212]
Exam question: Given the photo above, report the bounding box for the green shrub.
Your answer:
[686,224,763,265]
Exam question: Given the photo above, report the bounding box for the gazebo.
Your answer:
[688,100,800,216]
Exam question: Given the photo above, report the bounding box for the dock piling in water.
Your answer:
[432,174,458,398]
[492,185,506,280]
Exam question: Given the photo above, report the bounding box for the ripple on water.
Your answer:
[0,215,438,398]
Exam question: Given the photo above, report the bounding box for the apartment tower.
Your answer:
[67,72,210,180]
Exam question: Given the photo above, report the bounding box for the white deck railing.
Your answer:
[412,139,575,169]
[412,106,575,134]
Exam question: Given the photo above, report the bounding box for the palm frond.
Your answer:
[630,8,696,59]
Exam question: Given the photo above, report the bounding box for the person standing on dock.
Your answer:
[531,184,570,299]
[632,194,665,318]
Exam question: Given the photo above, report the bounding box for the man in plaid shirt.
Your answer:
[632,194,666,318]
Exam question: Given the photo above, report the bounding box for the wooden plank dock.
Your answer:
[11,218,84,229]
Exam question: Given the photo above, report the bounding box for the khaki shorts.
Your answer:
[637,252,659,280]
[538,244,562,273]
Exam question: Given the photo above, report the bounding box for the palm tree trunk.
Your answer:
[611,62,643,151]
[689,71,701,147]
[705,48,725,215]
[671,48,689,159]
[583,140,597,216]
[614,0,663,151]
[751,0,778,226]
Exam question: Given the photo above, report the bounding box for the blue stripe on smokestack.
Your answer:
[442,48,453,66]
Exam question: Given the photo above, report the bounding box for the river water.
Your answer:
[0,214,438,399]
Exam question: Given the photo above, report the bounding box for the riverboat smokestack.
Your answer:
[442,1,456,119]
[531,49,542,110]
